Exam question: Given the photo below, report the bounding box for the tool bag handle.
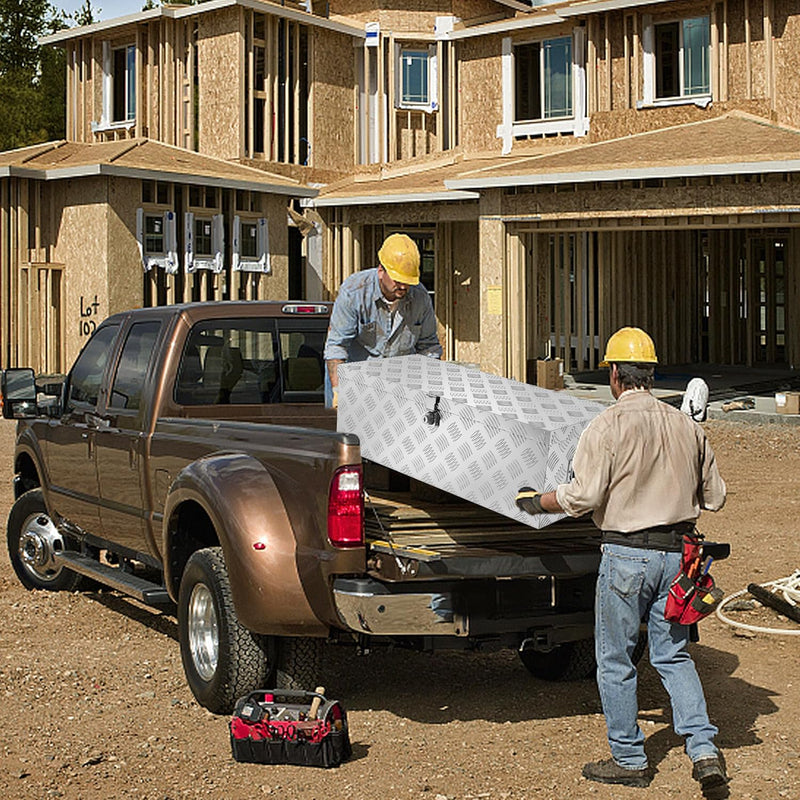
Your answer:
[241,689,328,707]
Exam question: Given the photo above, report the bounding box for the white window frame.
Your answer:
[232,216,270,274]
[185,212,224,274]
[136,208,178,274]
[640,15,711,109]
[395,44,438,112]
[93,41,137,133]
[497,28,587,156]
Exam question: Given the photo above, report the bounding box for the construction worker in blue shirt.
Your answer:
[323,233,442,407]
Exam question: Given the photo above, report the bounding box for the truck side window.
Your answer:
[67,325,120,409]
[175,319,278,405]
[279,330,325,394]
[108,322,162,410]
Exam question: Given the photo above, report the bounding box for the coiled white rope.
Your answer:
[715,570,800,635]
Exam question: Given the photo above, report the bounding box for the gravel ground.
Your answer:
[1,418,799,800]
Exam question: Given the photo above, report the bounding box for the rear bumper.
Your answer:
[333,577,467,636]
[332,576,595,641]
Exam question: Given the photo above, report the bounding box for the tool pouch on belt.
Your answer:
[664,532,725,625]
[230,689,351,768]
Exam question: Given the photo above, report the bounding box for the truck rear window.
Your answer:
[174,318,325,405]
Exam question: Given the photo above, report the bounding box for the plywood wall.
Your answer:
[197,9,244,160]
[311,28,357,172]
[457,36,502,154]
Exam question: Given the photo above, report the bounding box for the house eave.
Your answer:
[4,162,317,197]
[309,190,479,207]
[446,160,800,190]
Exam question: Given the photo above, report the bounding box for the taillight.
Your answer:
[328,465,364,548]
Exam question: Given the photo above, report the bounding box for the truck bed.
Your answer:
[363,489,600,582]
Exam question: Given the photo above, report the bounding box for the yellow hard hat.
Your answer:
[378,233,420,285]
[600,326,658,366]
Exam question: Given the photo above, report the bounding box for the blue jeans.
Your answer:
[595,544,719,769]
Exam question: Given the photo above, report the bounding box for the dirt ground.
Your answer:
[1,418,799,800]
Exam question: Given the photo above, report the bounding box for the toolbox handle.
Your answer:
[243,689,327,706]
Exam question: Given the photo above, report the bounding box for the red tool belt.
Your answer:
[665,532,725,625]
[229,689,351,768]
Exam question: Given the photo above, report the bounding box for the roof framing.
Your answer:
[40,0,364,46]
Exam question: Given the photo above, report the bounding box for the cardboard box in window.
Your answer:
[775,391,800,414]
[537,359,564,390]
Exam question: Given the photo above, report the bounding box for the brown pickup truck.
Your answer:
[2,301,602,714]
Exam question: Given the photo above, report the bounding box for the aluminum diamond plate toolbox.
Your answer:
[337,356,606,529]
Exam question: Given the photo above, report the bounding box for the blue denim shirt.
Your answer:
[323,268,443,363]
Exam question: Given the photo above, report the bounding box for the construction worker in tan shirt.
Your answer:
[516,327,728,798]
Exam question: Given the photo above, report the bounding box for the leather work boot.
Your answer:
[582,758,652,788]
[692,753,730,798]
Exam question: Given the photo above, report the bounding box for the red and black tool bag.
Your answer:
[230,689,351,768]
[664,532,724,625]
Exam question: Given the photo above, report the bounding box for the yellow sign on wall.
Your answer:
[486,285,503,316]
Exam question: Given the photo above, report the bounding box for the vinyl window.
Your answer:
[655,17,709,99]
[514,36,573,122]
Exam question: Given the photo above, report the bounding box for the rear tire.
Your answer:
[520,630,648,682]
[275,636,323,690]
[519,638,596,681]
[178,547,273,714]
[7,489,85,592]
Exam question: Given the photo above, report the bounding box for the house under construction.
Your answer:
[2,0,800,381]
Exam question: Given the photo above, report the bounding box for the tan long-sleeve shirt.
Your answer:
[555,389,726,532]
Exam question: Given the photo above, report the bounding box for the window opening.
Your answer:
[401,49,429,106]
[514,36,572,122]
[112,44,136,123]
[654,17,709,99]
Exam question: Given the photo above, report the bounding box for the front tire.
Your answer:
[7,489,85,592]
[178,547,273,714]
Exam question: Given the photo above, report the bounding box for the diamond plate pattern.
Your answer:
[337,356,605,529]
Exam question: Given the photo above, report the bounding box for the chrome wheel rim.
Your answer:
[188,583,218,681]
[18,511,65,584]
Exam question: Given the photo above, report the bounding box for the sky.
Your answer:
[53,0,147,23]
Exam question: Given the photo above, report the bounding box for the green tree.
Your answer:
[0,0,74,150]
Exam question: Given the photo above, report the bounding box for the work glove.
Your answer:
[516,487,545,515]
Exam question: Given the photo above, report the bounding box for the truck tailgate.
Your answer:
[364,491,600,582]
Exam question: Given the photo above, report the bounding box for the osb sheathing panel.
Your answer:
[458,36,503,154]
[478,189,504,375]
[345,201,478,225]
[748,0,768,100]
[726,0,749,101]
[262,194,290,299]
[107,176,147,315]
[589,99,772,142]
[311,29,356,172]
[451,220,481,365]
[396,113,436,160]
[198,10,243,160]
[607,12,627,111]
[500,178,800,221]
[774,1,800,127]
[92,37,104,140]
[54,177,112,365]
[329,0,500,26]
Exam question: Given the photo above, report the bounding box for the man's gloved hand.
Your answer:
[332,389,339,409]
[516,487,545,514]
